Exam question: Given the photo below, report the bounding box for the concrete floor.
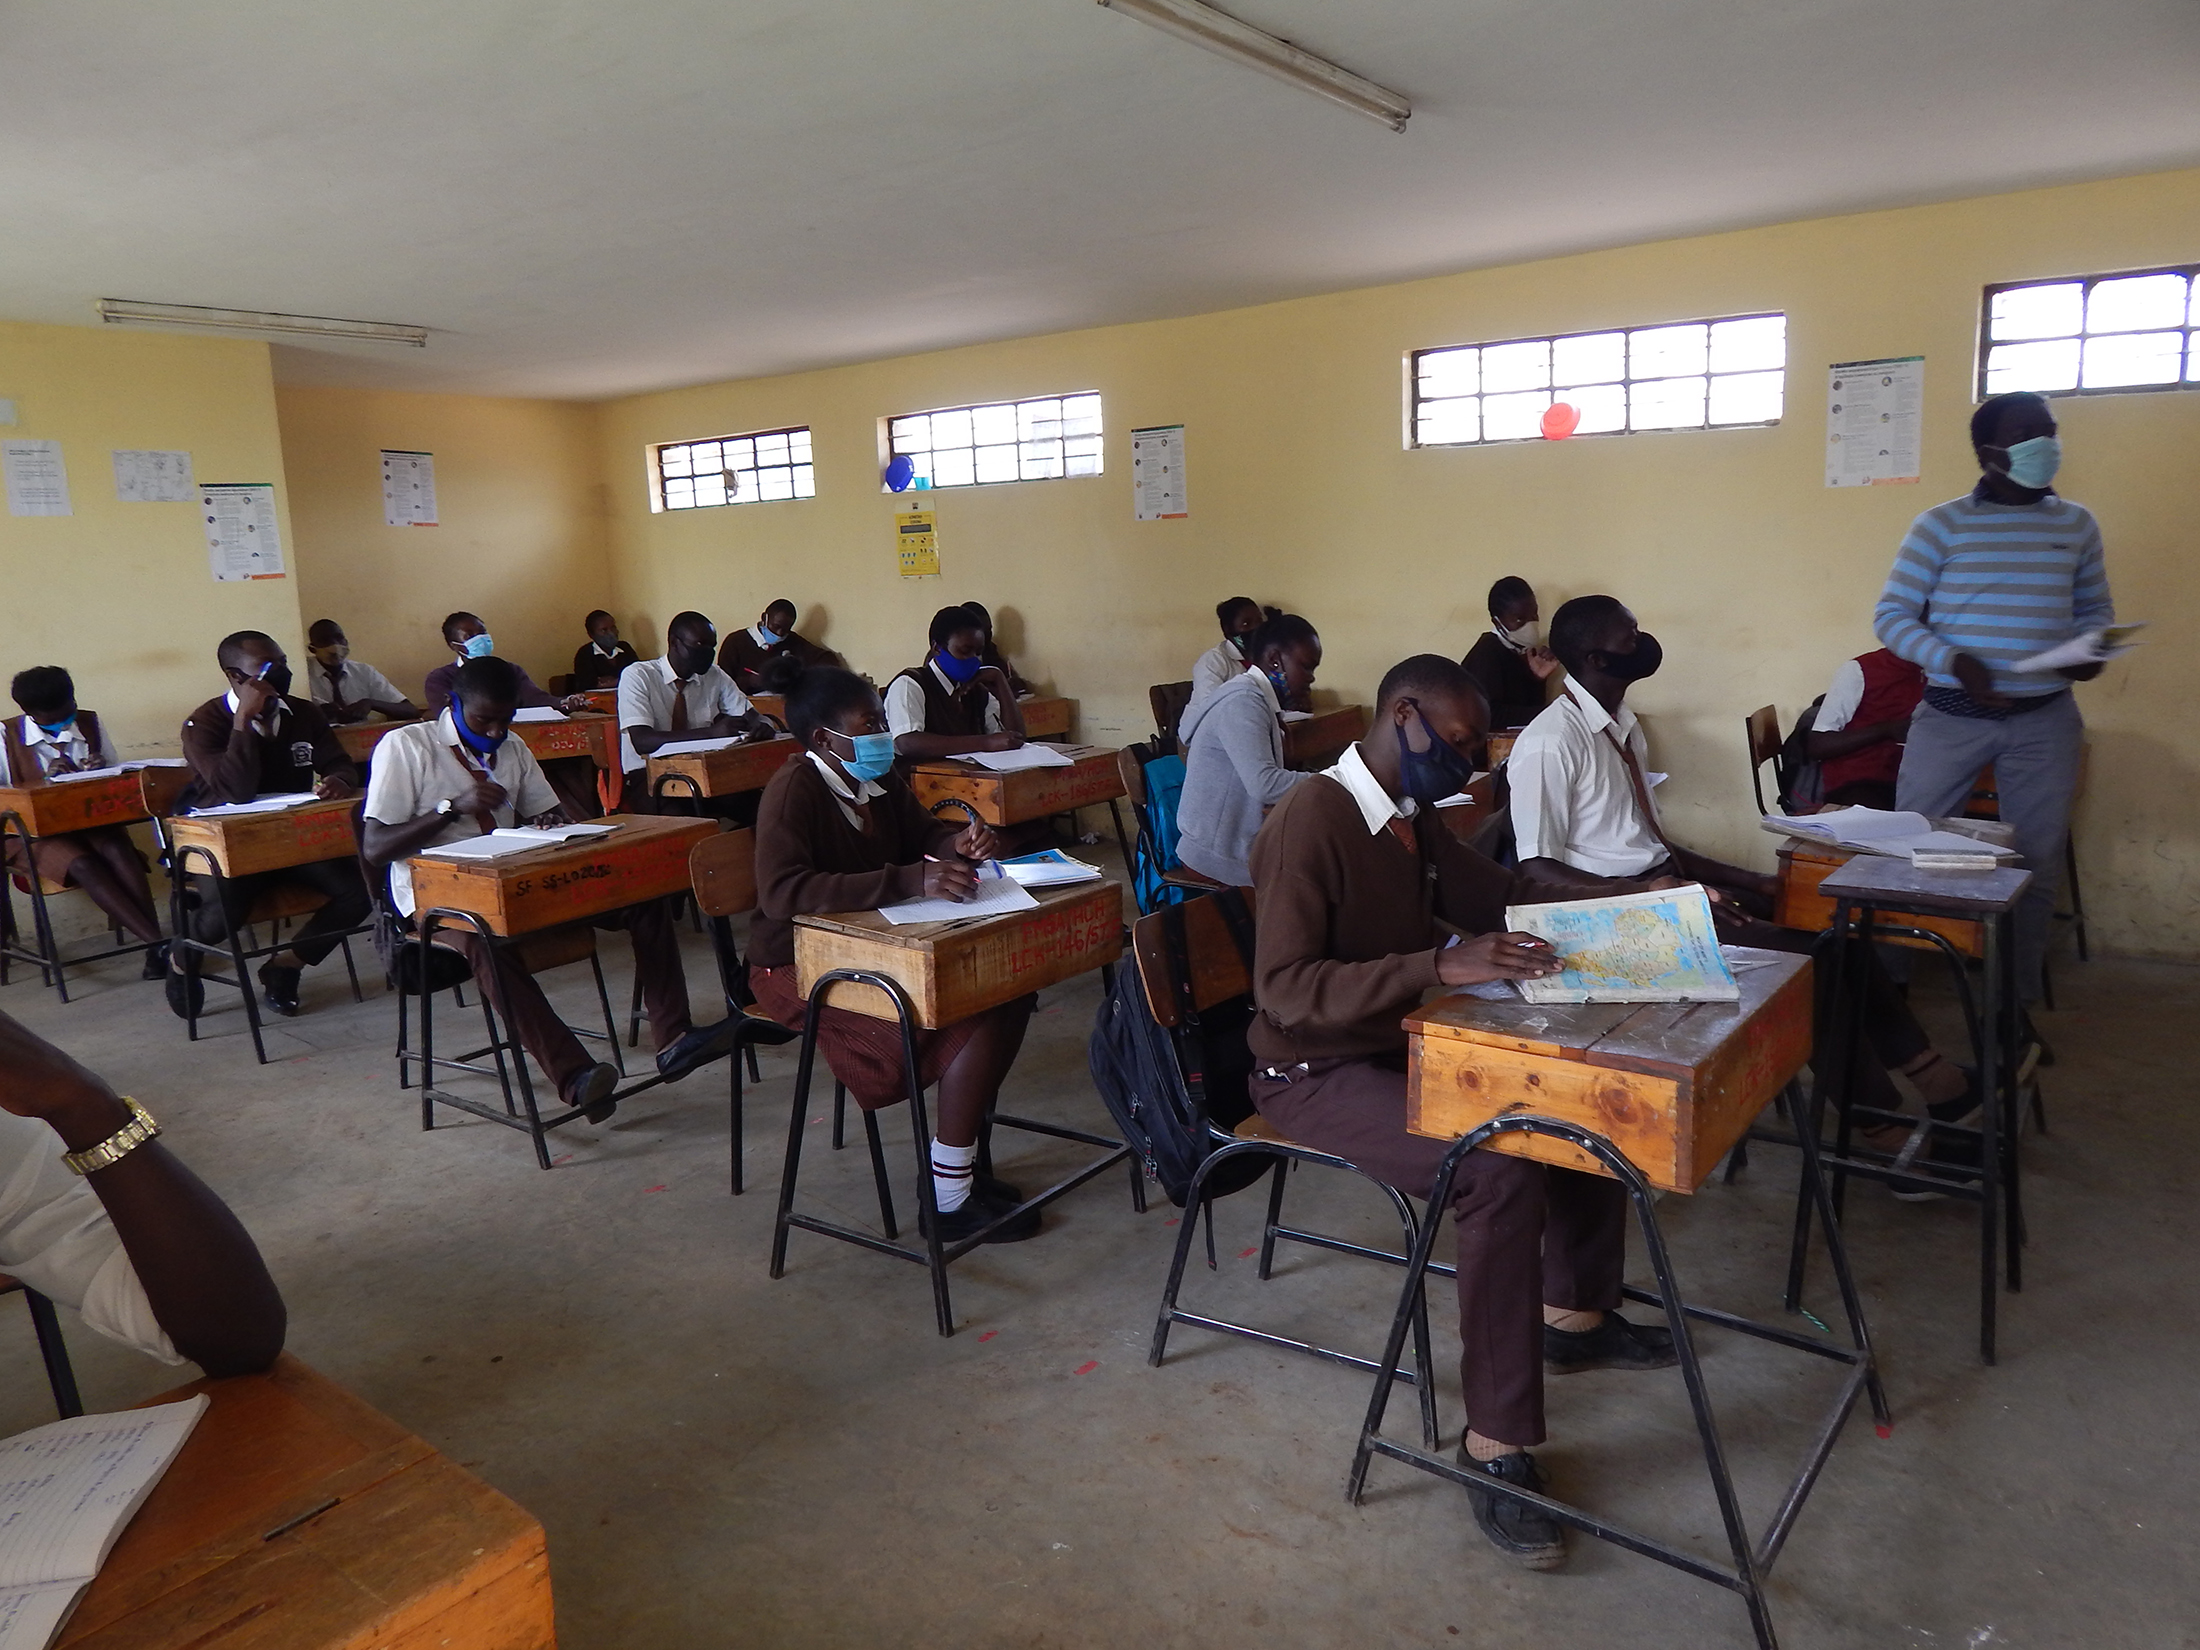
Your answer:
[2,910,2193,1650]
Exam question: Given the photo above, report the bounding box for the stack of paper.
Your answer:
[996,849,1105,887]
[956,744,1074,772]
[417,823,614,861]
[877,874,1040,925]
[185,792,320,818]
[0,1396,207,1650]
[509,707,569,723]
[652,734,787,757]
[1762,806,2014,861]
[40,766,130,785]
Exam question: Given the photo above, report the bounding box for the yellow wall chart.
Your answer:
[895,508,939,577]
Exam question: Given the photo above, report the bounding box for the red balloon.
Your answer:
[1540,401,1581,440]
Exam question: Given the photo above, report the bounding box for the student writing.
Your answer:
[304,619,418,725]
[884,604,1027,764]
[1174,612,1319,887]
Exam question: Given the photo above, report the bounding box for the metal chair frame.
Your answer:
[0,809,163,1002]
[166,842,365,1064]
[769,966,1137,1337]
[3,1278,83,1418]
[1350,1105,1886,1650]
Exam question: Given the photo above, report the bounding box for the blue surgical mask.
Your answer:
[461,633,496,659]
[756,626,784,647]
[831,729,896,782]
[935,650,982,686]
[33,715,74,737]
[452,706,506,758]
[2000,435,2062,490]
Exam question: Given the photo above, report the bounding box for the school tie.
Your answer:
[325,666,348,718]
[671,680,691,734]
[1385,816,1417,856]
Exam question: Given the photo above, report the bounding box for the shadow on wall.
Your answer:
[2076,726,2197,959]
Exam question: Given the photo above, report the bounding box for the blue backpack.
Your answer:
[1125,743,1191,916]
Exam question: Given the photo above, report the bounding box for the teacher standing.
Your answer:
[1873,390,2112,1021]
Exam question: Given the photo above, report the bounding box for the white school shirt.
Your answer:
[882,660,1006,739]
[0,1109,178,1363]
[0,715,120,783]
[1507,675,1666,879]
[804,750,885,829]
[1814,657,1868,734]
[308,658,404,711]
[1192,640,1249,695]
[362,712,560,917]
[1319,741,1416,834]
[617,656,754,774]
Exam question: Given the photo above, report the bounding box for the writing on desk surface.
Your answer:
[994,898,1116,974]
[512,862,616,895]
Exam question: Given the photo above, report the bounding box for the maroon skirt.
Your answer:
[751,963,989,1110]
[3,826,140,890]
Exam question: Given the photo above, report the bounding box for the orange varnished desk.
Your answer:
[331,720,421,767]
[165,798,363,879]
[906,745,1126,827]
[1019,696,1073,741]
[0,766,192,840]
[747,692,785,726]
[59,1354,554,1650]
[405,814,716,937]
[513,713,619,772]
[1404,952,1813,1194]
[1487,727,1525,767]
[646,735,800,801]
[1281,706,1367,772]
[574,688,618,717]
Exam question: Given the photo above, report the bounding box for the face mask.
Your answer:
[1264,664,1290,698]
[33,715,74,737]
[756,625,784,647]
[936,650,983,686]
[830,729,896,783]
[461,633,496,659]
[1596,632,1663,682]
[452,706,506,757]
[1500,619,1539,649]
[1227,634,1252,658]
[1396,708,1477,806]
[256,661,294,696]
[312,643,349,667]
[1998,435,2062,490]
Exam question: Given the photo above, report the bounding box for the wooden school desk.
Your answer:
[331,719,420,767]
[511,713,619,772]
[1774,839,1985,958]
[406,814,715,937]
[0,764,191,840]
[165,797,364,880]
[575,687,618,716]
[1281,705,1367,771]
[59,1354,554,1650]
[1486,726,1525,767]
[905,744,1130,860]
[747,692,785,725]
[1018,695,1073,740]
[645,735,800,804]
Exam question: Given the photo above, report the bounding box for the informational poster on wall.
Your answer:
[1825,357,1924,487]
[381,449,438,525]
[896,508,939,577]
[200,483,286,581]
[112,449,195,503]
[1130,425,1188,520]
[3,439,71,516]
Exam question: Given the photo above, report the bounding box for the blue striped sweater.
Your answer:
[1873,490,2113,698]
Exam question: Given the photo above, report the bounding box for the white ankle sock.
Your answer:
[931,1138,978,1213]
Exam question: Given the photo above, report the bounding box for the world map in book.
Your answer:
[1504,885,1739,1003]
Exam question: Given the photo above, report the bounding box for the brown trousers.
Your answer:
[435,897,692,1099]
[1252,1059,1628,1447]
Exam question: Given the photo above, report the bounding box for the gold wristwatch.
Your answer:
[61,1097,161,1176]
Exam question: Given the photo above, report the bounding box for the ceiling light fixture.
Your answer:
[96,298,428,347]
[1097,0,1410,132]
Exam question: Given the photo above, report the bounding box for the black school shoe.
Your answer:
[655,1020,738,1084]
[1543,1312,1678,1375]
[920,1186,1042,1245]
[164,958,204,1020]
[257,962,303,1017]
[1458,1447,1567,1571]
[140,941,169,981]
[562,1061,621,1125]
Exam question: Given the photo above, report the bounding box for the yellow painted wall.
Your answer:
[0,322,303,757]
[597,167,2200,960]
[276,387,612,703]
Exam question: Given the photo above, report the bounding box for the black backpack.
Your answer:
[1087,888,1269,1207]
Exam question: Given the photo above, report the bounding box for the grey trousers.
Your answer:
[1895,693,2083,1005]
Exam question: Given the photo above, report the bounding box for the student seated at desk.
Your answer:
[1461,575,1561,732]
[1510,595,1979,1154]
[1248,653,1668,1572]
[1175,613,1319,887]
[717,599,837,694]
[429,613,601,819]
[361,656,735,1119]
[174,631,373,1022]
[962,602,1033,698]
[2,667,167,975]
[1192,596,1263,695]
[570,610,640,692]
[304,620,418,725]
[1805,647,1924,810]
[618,611,777,810]
[749,666,1040,1243]
[0,1006,286,1376]
[885,605,1027,763]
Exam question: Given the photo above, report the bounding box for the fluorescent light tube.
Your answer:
[1098,0,1410,132]
[96,298,428,347]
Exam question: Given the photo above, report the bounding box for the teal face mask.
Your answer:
[33,715,74,737]
[461,633,496,659]
[2001,435,2061,490]
[832,729,896,782]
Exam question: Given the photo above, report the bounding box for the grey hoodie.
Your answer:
[1175,669,1309,887]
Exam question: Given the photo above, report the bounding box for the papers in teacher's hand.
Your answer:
[1505,884,1739,1003]
[1762,806,2015,861]
[509,707,569,723]
[997,849,1105,888]
[2013,623,2145,674]
[878,872,1040,925]
[185,792,320,817]
[956,744,1074,772]
[0,1395,207,1650]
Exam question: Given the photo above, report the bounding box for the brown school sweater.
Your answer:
[1247,771,1530,1067]
[180,693,357,808]
[749,755,963,970]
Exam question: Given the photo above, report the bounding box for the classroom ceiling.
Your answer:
[3,0,2196,400]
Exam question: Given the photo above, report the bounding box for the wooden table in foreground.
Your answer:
[747,692,785,725]
[406,814,716,937]
[1776,840,1986,957]
[1405,953,1813,1194]
[331,719,421,766]
[1282,705,1367,771]
[574,688,618,717]
[60,1354,554,1650]
[646,734,800,800]
[795,875,1124,1028]
[906,744,1125,827]
[0,765,192,838]
[165,797,363,879]
[513,712,619,771]
[1019,695,1073,740]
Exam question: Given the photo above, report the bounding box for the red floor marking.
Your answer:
[551,1155,573,1166]
[643,1184,667,1193]
[1073,1361,1098,1375]
[978,1330,999,1342]
[1238,1248,1257,1259]
[1164,1218,1179,1227]
[1876,1424,1893,1439]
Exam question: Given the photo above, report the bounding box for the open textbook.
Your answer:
[1503,884,1740,1003]
[1762,806,2014,863]
[0,1397,207,1650]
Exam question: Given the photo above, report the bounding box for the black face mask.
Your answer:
[1396,707,1477,806]
[255,661,294,696]
[1595,632,1663,682]
[670,643,714,679]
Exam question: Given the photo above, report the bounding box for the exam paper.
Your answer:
[652,734,788,757]
[509,707,569,723]
[2012,624,2145,674]
[1505,884,1739,1003]
[416,824,614,860]
[957,744,1073,772]
[997,849,1104,887]
[185,792,319,817]
[39,766,130,785]
[877,874,1039,925]
[1763,806,2015,860]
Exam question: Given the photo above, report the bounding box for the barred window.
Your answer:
[885,393,1102,490]
[1980,265,2199,398]
[654,426,815,510]
[1411,313,1786,447]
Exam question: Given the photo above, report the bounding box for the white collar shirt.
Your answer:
[804,750,884,828]
[616,655,753,773]
[1192,639,1250,694]
[362,710,561,917]
[308,658,402,710]
[1506,675,1665,878]
[7,716,109,782]
[748,624,778,648]
[223,687,286,737]
[881,661,1006,739]
[1320,741,1417,833]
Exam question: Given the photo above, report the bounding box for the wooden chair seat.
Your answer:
[1164,864,1227,892]
[1232,1112,1294,1148]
